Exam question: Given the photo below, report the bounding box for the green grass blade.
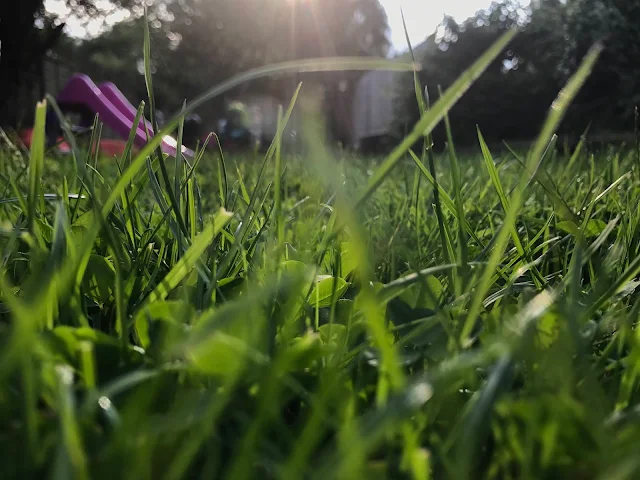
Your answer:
[460,42,603,344]
[477,128,544,288]
[27,101,46,236]
[144,208,232,305]
[354,30,517,209]
[211,134,228,209]
[403,13,455,291]
[503,140,578,223]
[274,105,285,262]
[441,87,469,280]
[213,84,302,284]
[55,365,89,480]
[175,101,187,253]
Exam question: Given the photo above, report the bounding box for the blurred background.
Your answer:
[1,0,637,152]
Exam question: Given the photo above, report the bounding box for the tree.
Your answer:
[392,0,640,147]
[393,0,567,147]
[160,0,390,141]
[60,16,178,113]
[66,0,390,141]
[0,0,139,125]
[560,0,640,130]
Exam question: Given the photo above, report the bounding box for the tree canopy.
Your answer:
[0,0,140,124]
[393,0,640,148]
[560,0,640,129]
[7,0,640,146]
[53,0,390,140]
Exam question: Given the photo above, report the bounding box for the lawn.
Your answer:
[2,35,640,480]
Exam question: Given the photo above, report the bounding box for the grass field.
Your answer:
[4,31,640,480]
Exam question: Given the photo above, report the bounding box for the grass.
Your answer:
[3,29,640,480]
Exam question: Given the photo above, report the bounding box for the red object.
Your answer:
[18,128,136,157]
[94,138,134,156]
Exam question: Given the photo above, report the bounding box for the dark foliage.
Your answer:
[393,0,640,148]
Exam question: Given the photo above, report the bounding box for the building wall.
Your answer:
[237,92,302,144]
[351,69,401,148]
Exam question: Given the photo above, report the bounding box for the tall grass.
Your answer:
[3,24,640,480]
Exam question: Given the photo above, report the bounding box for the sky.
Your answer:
[46,0,492,51]
[379,0,491,53]
[44,0,131,37]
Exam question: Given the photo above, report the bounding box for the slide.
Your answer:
[98,82,154,138]
[56,74,193,158]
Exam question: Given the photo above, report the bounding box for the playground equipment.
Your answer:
[20,73,194,158]
[58,74,194,158]
[215,101,254,150]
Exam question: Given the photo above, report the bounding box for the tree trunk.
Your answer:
[0,1,64,125]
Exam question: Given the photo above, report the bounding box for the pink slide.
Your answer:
[98,82,154,138]
[56,74,193,158]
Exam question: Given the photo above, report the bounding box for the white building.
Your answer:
[351,41,429,150]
